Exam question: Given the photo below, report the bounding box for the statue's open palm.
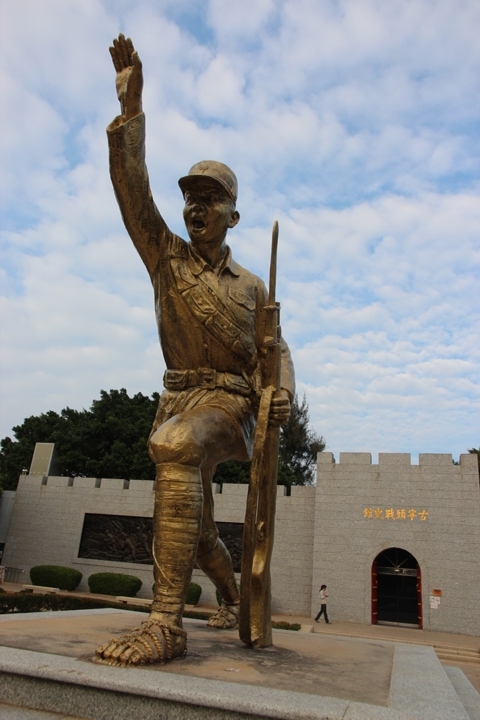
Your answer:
[109,34,143,120]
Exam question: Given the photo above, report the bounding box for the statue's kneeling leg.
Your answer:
[94,462,202,666]
[195,469,240,630]
[199,540,240,629]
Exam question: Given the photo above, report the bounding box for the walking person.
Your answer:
[315,584,330,623]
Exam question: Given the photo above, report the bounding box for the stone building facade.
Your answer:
[1,450,478,636]
[313,452,479,636]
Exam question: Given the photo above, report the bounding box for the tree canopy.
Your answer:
[0,389,159,490]
[0,389,325,492]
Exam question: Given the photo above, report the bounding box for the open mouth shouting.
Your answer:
[191,217,205,231]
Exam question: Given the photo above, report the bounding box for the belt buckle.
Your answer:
[198,368,216,389]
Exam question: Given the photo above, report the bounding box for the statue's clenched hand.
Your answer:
[109,34,143,121]
[269,389,291,427]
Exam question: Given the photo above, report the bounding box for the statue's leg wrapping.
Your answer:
[151,462,203,622]
[94,461,202,666]
[197,467,240,628]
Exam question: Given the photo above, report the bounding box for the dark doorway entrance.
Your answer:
[372,548,422,628]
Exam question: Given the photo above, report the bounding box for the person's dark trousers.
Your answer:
[315,604,329,623]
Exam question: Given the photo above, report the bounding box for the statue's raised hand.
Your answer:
[109,34,143,121]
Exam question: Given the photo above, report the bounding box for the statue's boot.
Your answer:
[94,462,203,666]
[196,467,240,629]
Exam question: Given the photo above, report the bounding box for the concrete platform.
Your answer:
[0,609,477,720]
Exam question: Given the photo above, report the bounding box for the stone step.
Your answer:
[436,647,480,665]
[314,627,480,665]
[432,643,480,665]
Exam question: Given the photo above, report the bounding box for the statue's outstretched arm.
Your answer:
[107,35,169,276]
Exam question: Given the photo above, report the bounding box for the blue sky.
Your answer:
[1,0,479,463]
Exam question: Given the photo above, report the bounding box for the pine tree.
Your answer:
[278,393,325,489]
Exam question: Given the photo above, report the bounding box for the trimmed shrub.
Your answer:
[30,565,83,591]
[186,582,202,606]
[88,572,142,597]
[272,621,301,631]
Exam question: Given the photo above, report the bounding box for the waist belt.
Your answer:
[163,368,253,396]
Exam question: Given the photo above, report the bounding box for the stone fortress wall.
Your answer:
[313,452,480,636]
[2,451,479,635]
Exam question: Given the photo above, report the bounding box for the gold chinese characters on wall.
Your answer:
[363,508,429,521]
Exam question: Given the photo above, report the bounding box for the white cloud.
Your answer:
[0,0,479,462]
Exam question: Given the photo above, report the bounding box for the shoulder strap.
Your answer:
[170,258,257,365]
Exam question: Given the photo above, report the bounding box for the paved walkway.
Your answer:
[2,583,479,693]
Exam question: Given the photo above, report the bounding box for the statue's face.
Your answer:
[183,180,239,245]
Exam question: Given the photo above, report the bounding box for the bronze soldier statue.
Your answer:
[94,34,295,667]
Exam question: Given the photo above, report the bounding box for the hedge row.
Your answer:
[0,592,212,617]
[14,565,234,614]
[29,567,143,597]
[28,567,203,604]
[0,593,150,615]
[0,593,300,629]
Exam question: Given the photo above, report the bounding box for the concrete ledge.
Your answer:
[115,596,151,607]
[0,646,355,720]
[300,624,314,633]
[21,585,59,594]
[389,644,469,720]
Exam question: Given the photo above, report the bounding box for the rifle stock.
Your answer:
[239,221,282,647]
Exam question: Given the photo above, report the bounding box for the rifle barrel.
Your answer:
[268,221,279,305]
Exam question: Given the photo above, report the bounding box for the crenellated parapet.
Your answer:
[317,450,477,469]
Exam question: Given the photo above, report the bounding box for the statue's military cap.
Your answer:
[178,161,238,203]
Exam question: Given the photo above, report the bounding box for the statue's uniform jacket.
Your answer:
[107,112,295,464]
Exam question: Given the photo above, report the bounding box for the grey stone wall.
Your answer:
[3,477,157,597]
[2,477,314,614]
[3,451,479,634]
[0,491,16,544]
[312,452,480,635]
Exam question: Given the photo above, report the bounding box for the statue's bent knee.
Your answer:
[148,422,204,466]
